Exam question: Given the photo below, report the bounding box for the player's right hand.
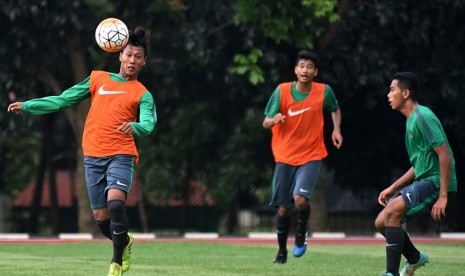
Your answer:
[7,102,23,115]
[273,113,285,125]
[377,188,392,207]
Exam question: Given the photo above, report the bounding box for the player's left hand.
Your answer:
[431,196,447,221]
[117,122,133,135]
[331,130,343,149]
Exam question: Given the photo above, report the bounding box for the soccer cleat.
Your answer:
[293,231,308,257]
[400,251,429,276]
[122,232,134,272]
[107,262,122,276]
[381,273,396,276]
[273,250,288,264]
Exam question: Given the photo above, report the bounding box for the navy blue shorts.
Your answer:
[84,155,134,210]
[269,160,321,208]
[396,180,438,219]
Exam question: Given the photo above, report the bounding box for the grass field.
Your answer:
[0,240,464,275]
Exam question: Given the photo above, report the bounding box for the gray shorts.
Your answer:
[269,160,321,208]
[84,155,134,210]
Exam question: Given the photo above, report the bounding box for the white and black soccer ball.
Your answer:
[95,18,129,52]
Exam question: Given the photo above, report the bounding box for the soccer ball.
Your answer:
[95,18,129,52]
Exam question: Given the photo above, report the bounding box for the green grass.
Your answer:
[0,241,464,275]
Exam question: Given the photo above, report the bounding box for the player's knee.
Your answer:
[93,208,110,221]
[277,207,290,217]
[383,204,404,224]
[107,200,126,220]
[293,195,308,210]
[374,216,384,233]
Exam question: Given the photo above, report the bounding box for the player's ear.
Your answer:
[402,89,410,99]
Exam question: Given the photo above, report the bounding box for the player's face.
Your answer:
[294,59,318,83]
[119,45,146,80]
[387,79,406,110]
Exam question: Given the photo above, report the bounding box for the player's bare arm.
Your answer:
[330,108,343,149]
[263,113,286,129]
[378,167,415,206]
[431,144,451,221]
[7,102,23,115]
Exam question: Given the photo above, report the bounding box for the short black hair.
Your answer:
[391,72,420,101]
[296,50,319,68]
[127,27,150,57]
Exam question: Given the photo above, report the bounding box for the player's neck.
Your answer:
[296,81,312,94]
[401,101,419,118]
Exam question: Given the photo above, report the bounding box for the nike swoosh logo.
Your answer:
[288,107,311,116]
[98,86,127,95]
[115,181,128,187]
[406,192,412,203]
[299,188,309,193]
[386,243,398,247]
[113,230,126,235]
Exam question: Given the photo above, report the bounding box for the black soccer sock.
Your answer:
[108,200,129,265]
[95,219,112,240]
[276,214,290,252]
[296,204,310,233]
[385,226,404,274]
[402,229,420,264]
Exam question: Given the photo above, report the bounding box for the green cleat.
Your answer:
[107,262,122,276]
[400,251,429,276]
[122,232,134,272]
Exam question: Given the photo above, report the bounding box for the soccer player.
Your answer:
[375,72,457,276]
[263,50,343,264]
[8,27,156,276]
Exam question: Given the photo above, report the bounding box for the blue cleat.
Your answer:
[293,231,308,257]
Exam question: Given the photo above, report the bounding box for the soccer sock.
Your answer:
[108,200,129,265]
[276,214,290,252]
[296,204,310,234]
[402,229,420,264]
[95,219,112,240]
[385,226,404,274]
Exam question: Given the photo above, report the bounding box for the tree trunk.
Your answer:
[35,30,94,233]
[46,114,60,235]
[28,118,47,234]
[316,0,356,55]
[226,195,238,234]
[309,164,334,232]
[137,179,149,232]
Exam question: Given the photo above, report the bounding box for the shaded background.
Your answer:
[0,0,463,236]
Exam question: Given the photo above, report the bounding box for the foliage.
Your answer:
[322,0,465,192]
[231,0,338,84]
[1,0,465,233]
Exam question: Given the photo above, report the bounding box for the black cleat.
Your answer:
[273,250,288,264]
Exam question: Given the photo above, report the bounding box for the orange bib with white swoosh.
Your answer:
[271,82,327,165]
[82,71,147,163]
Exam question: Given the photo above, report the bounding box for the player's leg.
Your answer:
[105,155,134,272]
[84,156,112,239]
[292,160,321,258]
[381,195,406,275]
[84,156,122,275]
[269,162,295,264]
[398,181,436,276]
[274,207,291,263]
